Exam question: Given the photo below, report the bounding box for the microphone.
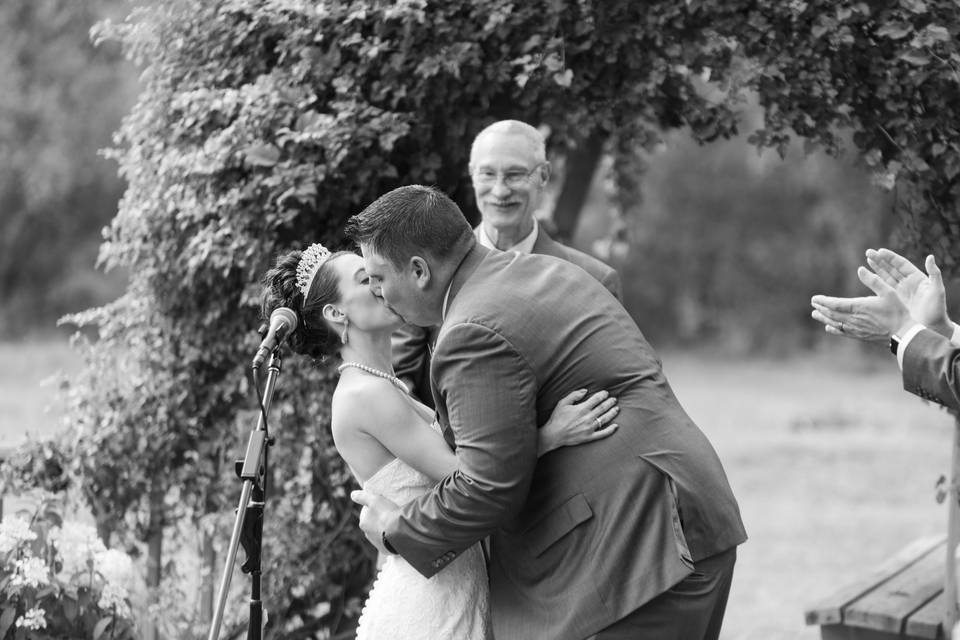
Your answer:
[252,307,298,369]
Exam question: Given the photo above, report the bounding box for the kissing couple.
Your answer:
[260,185,746,639]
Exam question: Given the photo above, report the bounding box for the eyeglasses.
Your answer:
[471,163,545,189]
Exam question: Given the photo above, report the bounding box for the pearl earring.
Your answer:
[340,317,349,345]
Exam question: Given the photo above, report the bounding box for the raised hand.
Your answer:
[810,266,913,341]
[538,389,619,455]
[866,249,951,336]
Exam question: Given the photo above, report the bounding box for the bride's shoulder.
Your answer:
[331,377,410,432]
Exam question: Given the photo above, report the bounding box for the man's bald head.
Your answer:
[469,120,547,168]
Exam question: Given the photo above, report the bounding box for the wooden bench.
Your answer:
[805,534,951,639]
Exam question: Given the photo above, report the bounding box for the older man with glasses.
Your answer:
[393,119,622,406]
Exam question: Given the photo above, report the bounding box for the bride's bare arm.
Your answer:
[336,382,459,483]
[335,380,619,484]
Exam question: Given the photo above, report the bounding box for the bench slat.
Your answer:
[805,535,947,627]
[904,590,947,639]
[843,543,944,633]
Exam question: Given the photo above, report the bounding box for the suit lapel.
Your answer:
[531,227,564,259]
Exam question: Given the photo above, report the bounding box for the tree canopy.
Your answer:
[722,0,959,266]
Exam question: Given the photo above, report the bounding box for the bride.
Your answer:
[260,243,620,639]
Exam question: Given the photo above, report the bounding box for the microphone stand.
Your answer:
[207,349,282,640]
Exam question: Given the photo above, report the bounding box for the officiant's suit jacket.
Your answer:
[391,226,621,409]
[902,328,960,411]
[384,244,746,640]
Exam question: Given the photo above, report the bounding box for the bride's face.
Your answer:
[330,253,402,333]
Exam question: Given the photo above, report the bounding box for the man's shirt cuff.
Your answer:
[896,324,926,370]
[951,322,960,347]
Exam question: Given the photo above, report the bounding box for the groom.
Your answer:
[349,185,746,639]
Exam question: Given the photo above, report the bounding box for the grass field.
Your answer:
[2,338,957,639]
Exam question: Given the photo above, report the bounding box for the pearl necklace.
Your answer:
[337,362,410,394]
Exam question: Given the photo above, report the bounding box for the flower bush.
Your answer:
[0,497,137,640]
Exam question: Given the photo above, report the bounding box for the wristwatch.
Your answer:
[889,334,901,355]
[382,530,398,554]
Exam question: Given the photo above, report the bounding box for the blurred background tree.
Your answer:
[0,0,133,338]
[0,0,957,638]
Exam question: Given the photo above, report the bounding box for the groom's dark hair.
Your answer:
[345,185,474,268]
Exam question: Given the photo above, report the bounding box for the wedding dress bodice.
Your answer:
[362,453,434,507]
[354,424,490,640]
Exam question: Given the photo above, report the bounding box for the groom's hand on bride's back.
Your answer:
[352,490,402,554]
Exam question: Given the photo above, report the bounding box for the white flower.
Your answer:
[0,516,37,553]
[50,522,106,578]
[97,581,132,619]
[871,169,897,191]
[15,606,47,630]
[11,556,50,589]
[94,548,135,588]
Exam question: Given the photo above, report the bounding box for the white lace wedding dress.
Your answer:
[354,428,491,640]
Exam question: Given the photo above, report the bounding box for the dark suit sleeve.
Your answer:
[602,268,623,302]
[902,328,960,411]
[384,322,539,577]
[391,322,431,393]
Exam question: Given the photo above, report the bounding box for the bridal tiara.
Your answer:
[296,243,333,297]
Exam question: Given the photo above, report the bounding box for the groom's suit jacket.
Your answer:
[391,226,622,409]
[902,328,960,411]
[384,245,746,640]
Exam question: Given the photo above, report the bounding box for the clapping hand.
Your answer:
[811,266,913,341]
[866,249,952,337]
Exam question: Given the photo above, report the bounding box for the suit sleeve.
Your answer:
[384,322,539,577]
[391,322,431,393]
[602,267,623,302]
[902,328,960,411]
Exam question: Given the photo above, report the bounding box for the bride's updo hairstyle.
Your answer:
[259,248,354,360]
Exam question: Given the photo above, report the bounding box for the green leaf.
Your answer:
[876,23,912,39]
[915,24,951,46]
[244,144,281,167]
[0,607,16,639]
[924,25,950,42]
[93,616,112,640]
[62,595,79,622]
[899,50,931,66]
[900,0,927,13]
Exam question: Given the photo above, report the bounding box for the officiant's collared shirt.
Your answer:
[475,219,539,254]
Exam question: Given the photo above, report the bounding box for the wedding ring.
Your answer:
[595,417,603,430]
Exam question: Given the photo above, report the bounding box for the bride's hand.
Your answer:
[538,389,619,456]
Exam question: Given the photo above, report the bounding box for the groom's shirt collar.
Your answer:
[441,243,487,322]
[442,280,453,322]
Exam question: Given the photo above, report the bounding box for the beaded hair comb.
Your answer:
[296,243,333,297]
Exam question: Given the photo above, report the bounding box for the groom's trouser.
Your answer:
[588,546,737,640]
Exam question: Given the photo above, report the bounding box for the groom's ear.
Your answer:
[409,256,431,290]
